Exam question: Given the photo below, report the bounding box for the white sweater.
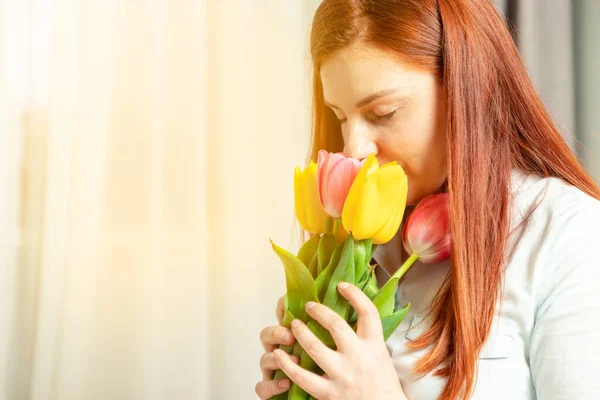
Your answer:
[376,169,600,400]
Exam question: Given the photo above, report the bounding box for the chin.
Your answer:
[406,189,421,206]
[406,184,446,206]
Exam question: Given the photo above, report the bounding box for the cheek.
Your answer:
[379,118,444,173]
[378,122,446,205]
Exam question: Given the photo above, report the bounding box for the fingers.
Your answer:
[276,295,285,325]
[337,282,383,340]
[255,378,291,399]
[260,352,300,380]
[304,300,358,353]
[274,348,332,400]
[260,325,296,352]
[289,319,341,377]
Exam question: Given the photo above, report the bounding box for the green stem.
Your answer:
[332,218,341,238]
[390,252,419,281]
[324,217,334,235]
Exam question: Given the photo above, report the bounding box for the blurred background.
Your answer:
[0,1,598,399]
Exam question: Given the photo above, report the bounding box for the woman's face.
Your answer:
[320,42,447,205]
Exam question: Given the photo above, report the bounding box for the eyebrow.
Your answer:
[324,88,401,110]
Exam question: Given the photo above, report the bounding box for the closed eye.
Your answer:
[371,110,397,122]
[334,110,397,125]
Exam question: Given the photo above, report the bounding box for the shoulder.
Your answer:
[509,168,600,248]
[508,168,600,311]
[510,168,600,224]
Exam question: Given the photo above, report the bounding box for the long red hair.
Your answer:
[308,0,600,399]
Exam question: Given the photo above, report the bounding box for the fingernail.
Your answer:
[281,331,293,342]
[305,301,316,310]
[278,379,290,389]
[291,319,302,329]
[339,282,350,290]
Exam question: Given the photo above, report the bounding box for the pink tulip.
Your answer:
[317,150,364,218]
[402,193,451,263]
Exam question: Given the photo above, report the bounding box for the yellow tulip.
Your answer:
[294,161,329,234]
[341,154,408,244]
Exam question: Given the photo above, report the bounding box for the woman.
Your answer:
[256,0,600,399]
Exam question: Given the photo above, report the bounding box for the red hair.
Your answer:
[308,0,600,399]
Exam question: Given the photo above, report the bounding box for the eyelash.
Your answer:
[372,110,397,122]
[337,110,397,124]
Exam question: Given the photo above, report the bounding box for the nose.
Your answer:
[342,121,378,160]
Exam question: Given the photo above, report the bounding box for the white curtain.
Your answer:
[4,1,598,400]
[0,1,321,399]
[493,0,600,182]
[573,1,600,183]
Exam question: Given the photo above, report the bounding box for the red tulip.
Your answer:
[402,193,451,263]
[316,150,363,218]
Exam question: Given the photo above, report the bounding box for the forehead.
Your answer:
[320,43,428,106]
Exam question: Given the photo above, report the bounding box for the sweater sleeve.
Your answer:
[530,203,600,400]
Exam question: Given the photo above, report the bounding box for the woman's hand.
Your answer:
[273,282,407,400]
[255,295,301,399]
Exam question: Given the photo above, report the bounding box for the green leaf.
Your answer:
[382,303,411,341]
[306,236,357,352]
[272,342,307,400]
[281,305,295,328]
[364,267,379,300]
[269,308,296,398]
[314,242,344,302]
[367,243,378,264]
[372,276,399,318]
[317,233,337,276]
[349,302,410,341]
[291,319,337,399]
[353,240,366,280]
[354,239,372,280]
[349,266,378,323]
[297,235,321,270]
[271,240,319,322]
[308,252,319,279]
[290,236,357,400]
[356,267,370,291]
[288,348,314,398]
[322,235,355,312]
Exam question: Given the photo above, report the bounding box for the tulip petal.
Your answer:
[402,193,451,263]
[318,151,363,218]
[371,170,408,244]
[294,167,308,231]
[342,154,379,235]
[344,158,407,243]
[304,162,329,233]
[295,162,329,235]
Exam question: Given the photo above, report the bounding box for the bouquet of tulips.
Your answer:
[269,150,451,400]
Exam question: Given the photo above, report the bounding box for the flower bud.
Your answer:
[317,150,363,218]
[402,193,451,263]
[342,154,408,244]
[294,161,328,234]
